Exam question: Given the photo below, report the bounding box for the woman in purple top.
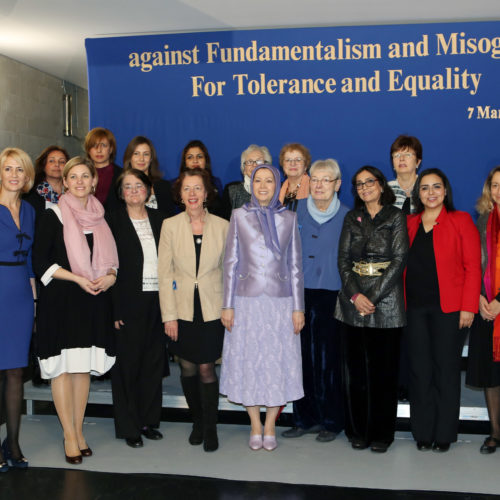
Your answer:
[220,164,305,452]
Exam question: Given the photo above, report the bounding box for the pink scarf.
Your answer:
[58,192,119,281]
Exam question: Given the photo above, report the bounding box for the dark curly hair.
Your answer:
[34,145,70,186]
[352,165,395,209]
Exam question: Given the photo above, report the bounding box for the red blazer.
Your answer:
[406,207,481,313]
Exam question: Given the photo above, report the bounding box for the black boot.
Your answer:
[200,381,219,452]
[180,376,203,445]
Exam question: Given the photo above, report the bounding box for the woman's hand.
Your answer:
[479,295,495,321]
[75,275,100,295]
[487,299,500,320]
[292,311,305,334]
[354,293,376,316]
[459,310,474,329]
[92,273,116,293]
[221,309,234,332]
[114,320,124,330]
[164,320,178,341]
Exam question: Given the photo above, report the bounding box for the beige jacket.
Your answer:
[158,211,229,322]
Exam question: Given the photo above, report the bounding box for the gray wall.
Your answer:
[0,54,88,162]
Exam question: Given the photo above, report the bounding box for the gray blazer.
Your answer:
[223,206,304,311]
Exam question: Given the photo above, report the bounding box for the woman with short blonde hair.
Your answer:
[0,147,36,470]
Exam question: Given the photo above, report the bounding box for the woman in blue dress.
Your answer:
[0,148,36,471]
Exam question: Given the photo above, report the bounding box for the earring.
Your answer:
[91,186,96,194]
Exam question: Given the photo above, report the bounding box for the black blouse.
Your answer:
[406,223,440,308]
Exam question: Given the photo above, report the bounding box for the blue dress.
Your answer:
[0,201,35,369]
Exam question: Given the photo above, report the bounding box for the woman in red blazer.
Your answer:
[405,168,481,452]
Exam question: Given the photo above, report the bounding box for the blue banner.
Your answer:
[86,21,500,213]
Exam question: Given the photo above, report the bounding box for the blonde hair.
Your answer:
[477,166,500,215]
[309,159,341,180]
[0,147,35,193]
[63,156,98,180]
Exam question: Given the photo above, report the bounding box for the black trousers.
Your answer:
[293,289,344,433]
[405,305,465,443]
[111,292,166,439]
[341,324,401,444]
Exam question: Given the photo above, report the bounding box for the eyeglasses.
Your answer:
[310,177,337,185]
[392,152,415,159]
[284,157,304,165]
[244,159,268,167]
[355,178,378,190]
[123,183,146,191]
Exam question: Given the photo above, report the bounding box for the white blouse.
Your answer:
[130,217,159,291]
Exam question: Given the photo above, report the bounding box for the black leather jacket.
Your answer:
[334,204,408,328]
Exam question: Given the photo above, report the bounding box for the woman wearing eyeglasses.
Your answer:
[387,135,423,402]
[388,135,422,215]
[281,159,348,443]
[406,169,481,452]
[278,143,311,211]
[221,144,271,219]
[335,166,408,453]
[106,169,168,448]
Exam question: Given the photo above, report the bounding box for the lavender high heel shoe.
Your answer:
[263,435,277,451]
[249,434,263,450]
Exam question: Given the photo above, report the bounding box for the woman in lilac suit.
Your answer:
[220,164,305,452]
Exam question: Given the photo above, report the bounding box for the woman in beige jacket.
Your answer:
[158,168,228,452]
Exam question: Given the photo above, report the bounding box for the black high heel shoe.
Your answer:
[63,440,82,465]
[480,436,500,455]
[79,447,93,457]
[2,439,28,469]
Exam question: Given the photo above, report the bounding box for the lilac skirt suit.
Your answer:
[219,206,305,406]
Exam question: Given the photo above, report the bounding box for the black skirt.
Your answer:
[168,288,224,364]
[466,315,500,388]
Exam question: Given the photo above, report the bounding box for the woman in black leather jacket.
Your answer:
[334,165,408,453]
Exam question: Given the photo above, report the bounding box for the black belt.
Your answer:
[0,261,26,266]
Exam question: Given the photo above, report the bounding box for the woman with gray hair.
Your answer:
[221,144,271,219]
[281,159,349,443]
